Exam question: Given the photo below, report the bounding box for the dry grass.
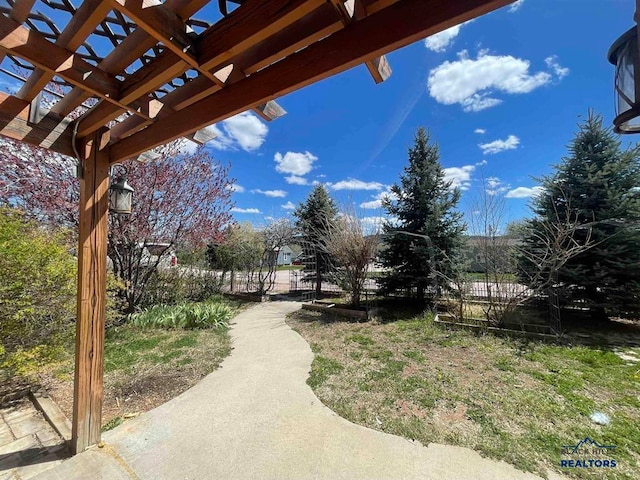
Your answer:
[35,325,231,430]
[287,309,640,480]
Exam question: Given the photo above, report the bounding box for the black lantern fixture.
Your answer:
[608,26,640,133]
[109,168,134,215]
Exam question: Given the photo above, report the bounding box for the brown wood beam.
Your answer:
[365,55,391,83]
[8,0,36,22]
[71,128,110,454]
[237,2,342,75]
[0,15,117,98]
[111,0,512,162]
[0,0,35,67]
[107,0,197,66]
[197,0,326,72]
[329,0,391,84]
[17,0,112,102]
[0,92,74,156]
[0,15,156,121]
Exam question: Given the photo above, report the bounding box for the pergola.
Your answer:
[0,0,513,454]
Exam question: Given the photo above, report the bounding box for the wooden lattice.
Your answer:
[0,0,511,162]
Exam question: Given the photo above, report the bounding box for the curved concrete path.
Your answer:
[35,302,563,480]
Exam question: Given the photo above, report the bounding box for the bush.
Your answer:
[0,208,76,351]
[128,300,233,330]
[139,268,222,307]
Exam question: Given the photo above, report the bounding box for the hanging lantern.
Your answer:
[608,27,640,133]
[109,175,134,215]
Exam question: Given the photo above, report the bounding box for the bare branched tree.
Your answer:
[317,206,380,308]
[517,191,596,294]
[255,218,296,294]
[466,174,524,325]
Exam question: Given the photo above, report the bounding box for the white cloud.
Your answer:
[360,189,394,209]
[474,128,486,134]
[545,55,570,79]
[231,207,261,213]
[222,112,268,151]
[285,175,310,185]
[281,201,296,210]
[505,186,543,198]
[360,199,383,209]
[427,51,565,112]
[227,183,245,193]
[274,151,318,176]
[252,189,287,198]
[208,112,268,152]
[479,134,520,155]
[444,165,475,190]
[486,177,509,196]
[207,125,234,151]
[424,21,472,53]
[509,0,525,12]
[329,179,385,191]
[487,177,502,189]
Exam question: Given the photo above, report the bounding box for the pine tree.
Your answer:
[379,127,465,303]
[520,112,640,319]
[293,185,338,295]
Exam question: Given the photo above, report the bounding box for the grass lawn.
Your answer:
[287,309,640,480]
[1,298,243,430]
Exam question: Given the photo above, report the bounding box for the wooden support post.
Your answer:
[71,129,110,454]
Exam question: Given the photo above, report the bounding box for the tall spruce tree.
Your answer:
[519,112,640,319]
[293,185,338,295]
[379,127,465,302]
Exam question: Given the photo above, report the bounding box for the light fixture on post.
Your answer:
[108,165,134,215]
[608,20,640,133]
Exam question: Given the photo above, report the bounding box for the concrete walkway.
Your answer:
[34,301,563,480]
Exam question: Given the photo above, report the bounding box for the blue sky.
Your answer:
[199,0,634,229]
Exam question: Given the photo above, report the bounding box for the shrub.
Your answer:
[128,300,233,330]
[0,208,76,351]
[139,268,222,307]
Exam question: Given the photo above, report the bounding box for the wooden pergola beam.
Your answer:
[107,0,197,66]
[111,0,512,162]
[197,0,326,72]
[329,0,392,84]
[8,0,36,22]
[235,2,342,75]
[0,16,119,98]
[0,0,36,67]
[17,0,113,102]
[0,92,74,156]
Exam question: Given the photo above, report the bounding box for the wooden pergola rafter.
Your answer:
[0,0,514,454]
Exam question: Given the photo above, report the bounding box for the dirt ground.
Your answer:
[37,364,208,428]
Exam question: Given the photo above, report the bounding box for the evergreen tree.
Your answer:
[293,185,338,295]
[379,127,465,303]
[519,112,640,318]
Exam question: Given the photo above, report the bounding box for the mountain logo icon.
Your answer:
[563,437,617,454]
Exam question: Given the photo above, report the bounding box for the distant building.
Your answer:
[276,245,294,266]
